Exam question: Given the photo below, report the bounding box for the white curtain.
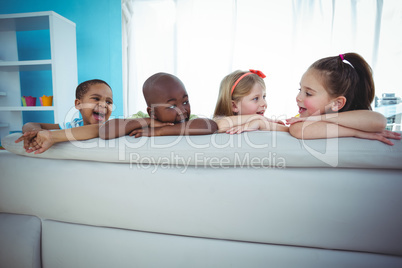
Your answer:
[122,0,402,119]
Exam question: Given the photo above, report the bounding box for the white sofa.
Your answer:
[1,131,402,268]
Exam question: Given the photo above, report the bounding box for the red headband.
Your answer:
[230,69,266,96]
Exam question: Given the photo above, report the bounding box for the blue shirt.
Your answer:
[60,118,84,129]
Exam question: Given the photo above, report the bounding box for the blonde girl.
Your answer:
[213,69,288,134]
[286,53,401,145]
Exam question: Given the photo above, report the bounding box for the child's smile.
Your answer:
[93,110,106,122]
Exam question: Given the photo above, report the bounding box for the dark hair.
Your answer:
[310,52,375,111]
[76,79,111,100]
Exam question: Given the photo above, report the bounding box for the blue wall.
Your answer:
[0,0,123,119]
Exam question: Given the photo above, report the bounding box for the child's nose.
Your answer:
[98,100,108,109]
[296,91,303,102]
[177,105,187,115]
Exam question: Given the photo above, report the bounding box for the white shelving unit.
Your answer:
[0,11,77,142]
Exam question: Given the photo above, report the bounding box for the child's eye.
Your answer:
[263,95,266,99]
[168,105,177,109]
[92,97,100,101]
[306,92,312,97]
[183,101,189,105]
[253,97,258,101]
[107,101,113,105]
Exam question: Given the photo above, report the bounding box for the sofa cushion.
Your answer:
[41,219,402,268]
[2,131,402,169]
[0,213,41,268]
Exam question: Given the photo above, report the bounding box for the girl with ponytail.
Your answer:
[286,53,401,145]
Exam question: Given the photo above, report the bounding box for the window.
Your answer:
[122,0,402,130]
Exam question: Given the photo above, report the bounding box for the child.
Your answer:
[15,79,113,153]
[286,53,401,145]
[99,72,217,139]
[213,69,288,134]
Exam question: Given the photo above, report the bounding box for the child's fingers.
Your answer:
[382,130,401,140]
[34,146,48,154]
[379,136,394,146]
[15,135,25,143]
[128,130,137,136]
[286,117,301,125]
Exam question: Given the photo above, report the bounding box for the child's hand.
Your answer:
[226,120,260,134]
[15,131,39,151]
[263,117,286,125]
[26,130,55,154]
[354,129,401,146]
[286,115,323,125]
[129,127,162,137]
[149,119,174,128]
[286,117,305,125]
[381,130,402,141]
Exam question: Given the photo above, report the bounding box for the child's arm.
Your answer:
[15,122,61,149]
[214,114,281,133]
[226,119,288,134]
[99,118,152,139]
[22,122,61,132]
[288,120,401,145]
[286,110,387,132]
[16,124,101,154]
[129,118,218,137]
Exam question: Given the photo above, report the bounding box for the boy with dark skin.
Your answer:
[99,73,217,139]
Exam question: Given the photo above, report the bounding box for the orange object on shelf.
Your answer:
[40,95,53,106]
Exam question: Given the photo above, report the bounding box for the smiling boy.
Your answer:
[15,79,113,153]
[99,73,217,139]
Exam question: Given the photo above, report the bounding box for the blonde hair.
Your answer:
[213,70,266,117]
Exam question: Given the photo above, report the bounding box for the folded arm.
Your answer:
[287,110,387,132]
[226,119,288,134]
[129,118,218,137]
[288,120,400,145]
[99,118,152,139]
[214,114,279,133]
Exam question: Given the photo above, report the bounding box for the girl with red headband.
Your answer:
[213,69,288,134]
[286,52,401,145]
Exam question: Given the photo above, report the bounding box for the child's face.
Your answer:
[75,83,113,125]
[296,68,333,117]
[232,82,267,115]
[148,78,190,123]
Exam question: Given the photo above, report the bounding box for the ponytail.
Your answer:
[342,53,375,111]
[310,52,375,112]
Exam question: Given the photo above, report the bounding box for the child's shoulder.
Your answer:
[128,111,149,119]
[189,114,198,120]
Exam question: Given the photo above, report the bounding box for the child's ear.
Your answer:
[147,106,156,119]
[231,100,239,113]
[74,99,81,110]
[331,96,346,112]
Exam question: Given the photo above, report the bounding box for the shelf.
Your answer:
[0,11,75,32]
[0,106,54,111]
[0,60,52,71]
[0,11,77,142]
